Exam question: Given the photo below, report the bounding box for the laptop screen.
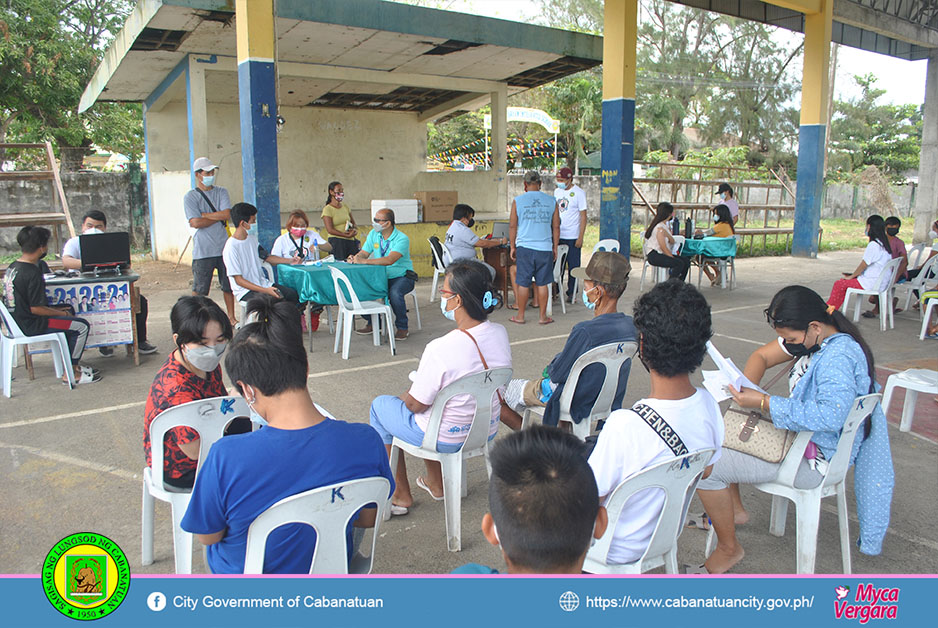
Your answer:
[491,221,509,241]
[80,232,131,272]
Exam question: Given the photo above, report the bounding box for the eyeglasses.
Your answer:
[439,288,456,297]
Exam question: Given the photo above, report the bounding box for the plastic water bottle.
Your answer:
[313,242,322,266]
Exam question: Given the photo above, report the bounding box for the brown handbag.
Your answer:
[721,359,798,464]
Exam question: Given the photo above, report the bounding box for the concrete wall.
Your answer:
[1,172,147,257]
[822,182,917,219]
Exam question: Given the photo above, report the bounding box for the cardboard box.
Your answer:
[414,191,458,223]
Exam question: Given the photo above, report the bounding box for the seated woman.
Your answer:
[144,296,244,489]
[695,203,736,286]
[181,297,394,573]
[643,201,689,281]
[826,215,893,310]
[696,285,894,574]
[270,210,331,331]
[369,259,511,515]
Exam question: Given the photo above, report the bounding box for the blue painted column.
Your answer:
[600,0,637,251]
[236,0,280,251]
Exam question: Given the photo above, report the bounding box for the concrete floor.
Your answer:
[0,249,935,575]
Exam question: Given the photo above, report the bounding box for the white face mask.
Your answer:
[373,220,386,230]
[83,227,103,235]
[183,342,226,372]
[243,384,268,427]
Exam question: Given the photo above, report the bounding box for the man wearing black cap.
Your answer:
[500,251,637,430]
[555,167,588,303]
[716,183,739,225]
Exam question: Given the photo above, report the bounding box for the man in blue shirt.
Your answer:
[348,208,415,340]
[509,171,559,325]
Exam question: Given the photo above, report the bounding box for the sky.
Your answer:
[391,0,927,106]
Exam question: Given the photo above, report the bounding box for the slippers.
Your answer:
[538,318,554,325]
[861,311,877,319]
[416,476,444,501]
[509,316,525,325]
[685,512,711,531]
[389,504,409,516]
[682,563,710,575]
[506,303,518,311]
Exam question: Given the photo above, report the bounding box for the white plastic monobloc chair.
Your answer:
[243,477,390,574]
[0,301,74,396]
[546,244,569,317]
[142,396,249,574]
[521,341,637,441]
[640,235,684,289]
[428,238,452,303]
[584,449,716,574]
[895,254,938,314]
[921,296,937,340]
[705,394,880,574]
[842,257,902,332]
[695,236,738,290]
[389,367,512,552]
[329,266,396,360]
[882,369,938,433]
[570,239,622,297]
[237,261,276,325]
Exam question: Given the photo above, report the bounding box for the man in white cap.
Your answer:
[183,157,237,324]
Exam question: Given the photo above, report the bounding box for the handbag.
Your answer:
[721,359,798,464]
[459,329,507,408]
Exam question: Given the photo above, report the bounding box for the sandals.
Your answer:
[685,512,711,531]
[67,367,102,386]
[416,476,444,501]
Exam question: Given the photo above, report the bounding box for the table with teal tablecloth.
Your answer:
[277,262,388,305]
[680,236,737,259]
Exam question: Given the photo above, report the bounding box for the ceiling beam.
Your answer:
[763,0,821,15]
[417,93,487,122]
[833,0,938,49]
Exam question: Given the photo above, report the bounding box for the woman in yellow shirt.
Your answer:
[697,204,736,285]
[321,181,360,260]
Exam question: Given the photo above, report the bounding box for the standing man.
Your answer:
[716,183,739,225]
[183,157,237,324]
[348,208,415,341]
[554,167,587,303]
[510,171,559,325]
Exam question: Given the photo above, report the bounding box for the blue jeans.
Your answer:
[558,238,581,297]
[365,275,415,331]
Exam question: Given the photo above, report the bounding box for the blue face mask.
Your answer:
[556,182,567,190]
[581,286,598,310]
[440,294,458,321]
[244,386,268,427]
[247,222,258,238]
[202,175,215,187]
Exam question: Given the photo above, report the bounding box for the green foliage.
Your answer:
[0,0,142,169]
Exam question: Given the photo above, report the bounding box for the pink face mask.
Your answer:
[334,192,345,202]
[290,227,307,238]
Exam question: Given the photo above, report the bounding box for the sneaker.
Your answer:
[394,328,409,341]
[98,346,114,357]
[355,325,374,335]
[78,364,101,376]
[138,341,158,355]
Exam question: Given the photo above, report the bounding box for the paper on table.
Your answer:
[706,341,766,395]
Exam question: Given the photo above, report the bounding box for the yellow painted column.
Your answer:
[600,0,638,248]
[792,0,832,257]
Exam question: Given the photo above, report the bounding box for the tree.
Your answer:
[0,0,142,170]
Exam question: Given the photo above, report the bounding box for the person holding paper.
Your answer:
[695,285,894,574]
[643,202,689,281]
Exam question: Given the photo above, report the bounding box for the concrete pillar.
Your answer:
[235,0,280,249]
[600,0,637,250]
[792,0,832,258]
[186,55,209,190]
[914,49,938,243]
[491,85,508,210]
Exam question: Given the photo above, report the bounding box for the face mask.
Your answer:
[581,286,598,310]
[440,294,459,321]
[334,192,345,202]
[247,223,258,238]
[782,329,821,358]
[183,342,226,372]
[83,227,103,235]
[467,218,475,228]
[244,385,268,427]
[556,182,567,190]
[634,346,649,373]
[929,230,938,240]
[202,175,215,187]
[290,227,307,238]
[373,220,385,230]
[886,226,899,236]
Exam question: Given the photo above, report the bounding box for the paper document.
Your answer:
[705,341,766,399]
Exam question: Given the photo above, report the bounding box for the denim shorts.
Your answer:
[514,246,553,287]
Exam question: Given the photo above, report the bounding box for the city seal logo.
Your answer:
[42,532,130,621]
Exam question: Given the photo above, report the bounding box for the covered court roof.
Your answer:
[79,0,602,117]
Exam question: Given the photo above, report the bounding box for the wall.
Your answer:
[822,182,917,219]
[0,172,147,257]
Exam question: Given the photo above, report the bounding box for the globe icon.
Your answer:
[558,590,580,612]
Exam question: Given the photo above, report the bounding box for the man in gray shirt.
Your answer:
[444,204,506,280]
[183,157,236,323]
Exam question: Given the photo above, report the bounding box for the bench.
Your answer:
[735,227,823,255]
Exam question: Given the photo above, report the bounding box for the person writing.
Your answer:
[271,210,332,262]
[183,157,237,324]
[348,208,415,341]
[321,181,359,261]
[444,204,506,279]
[181,297,394,573]
[643,202,690,281]
[695,204,736,287]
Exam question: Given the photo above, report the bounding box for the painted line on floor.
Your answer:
[0,439,137,481]
[0,401,146,429]
[711,304,762,315]
[820,502,938,552]
[712,333,764,346]
[307,357,418,380]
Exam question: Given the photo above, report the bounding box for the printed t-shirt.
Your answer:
[223,235,271,301]
[143,352,227,481]
[181,419,394,574]
[1,260,48,335]
[588,389,723,565]
[445,220,480,262]
[514,191,556,252]
[271,230,327,262]
[409,321,511,446]
[184,186,231,259]
[857,241,893,292]
[554,185,587,240]
[321,204,355,240]
[362,228,413,279]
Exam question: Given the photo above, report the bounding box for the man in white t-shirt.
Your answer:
[588,279,723,566]
[554,167,588,303]
[222,203,301,308]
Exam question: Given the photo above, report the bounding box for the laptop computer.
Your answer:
[80,232,131,273]
[491,221,509,241]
